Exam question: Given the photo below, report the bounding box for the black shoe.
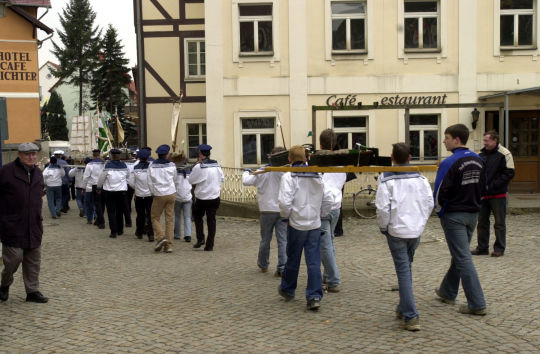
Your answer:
[307,298,321,311]
[193,241,205,249]
[203,247,213,251]
[61,208,68,214]
[148,236,155,242]
[0,286,9,301]
[278,285,294,301]
[125,223,132,228]
[98,224,105,229]
[87,220,92,224]
[274,270,282,278]
[26,291,48,303]
[184,236,191,242]
[471,248,489,256]
[334,233,344,237]
[93,219,98,225]
[491,250,504,257]
[135,232,143,239]
[79,209,84,217]
[109,233,117,238]
[117,231,123,236]
[56,212,61,217]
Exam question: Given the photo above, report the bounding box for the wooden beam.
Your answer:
[251,165,438,174]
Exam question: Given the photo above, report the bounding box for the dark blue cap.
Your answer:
[84,157,91,163]
[137,148,151,159]
[92,149,100,153]
[110,148,122,155]
[156,144,171,155]
[198,144,212,151]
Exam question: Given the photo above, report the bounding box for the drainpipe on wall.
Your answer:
[505,94,509,147]
[134,0,146,147]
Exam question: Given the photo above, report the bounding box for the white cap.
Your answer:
[53,150,65,155]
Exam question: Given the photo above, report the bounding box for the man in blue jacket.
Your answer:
[0,143,48,303]
[433,124,487,316]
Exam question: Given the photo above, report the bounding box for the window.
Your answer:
[333,116,368,149]
[239,4,273,56]
[331,1,367,54]
[500,0,536,49]
[187,123,206,159]
[408,114,439,161]
[241,117,275,165]
[185,39,205,80]
[404,0,440,51]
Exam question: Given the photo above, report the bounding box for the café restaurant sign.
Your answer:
[326,94,449,107]
[0,51,37,81]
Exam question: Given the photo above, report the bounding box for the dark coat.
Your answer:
[0,158,44,249]
[479,144,515,196]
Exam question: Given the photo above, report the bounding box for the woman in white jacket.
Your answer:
[43,156,65,219]
[174,167,193,242]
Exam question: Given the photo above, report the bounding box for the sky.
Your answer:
[37,0,138,68]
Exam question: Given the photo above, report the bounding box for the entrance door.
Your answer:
[508,110,540,193]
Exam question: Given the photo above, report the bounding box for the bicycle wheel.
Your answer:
[353,188,377,219]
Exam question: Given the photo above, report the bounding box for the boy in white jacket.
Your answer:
[277,145,333,311]
[174,166,192,242]
[375,143,433,331]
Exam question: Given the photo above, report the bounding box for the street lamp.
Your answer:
[471,108,480,130]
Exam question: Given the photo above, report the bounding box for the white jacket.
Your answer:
[375,171,434,239]
[43,165,65,187]
[189,159,224,200]
[128,161,152,197]
[147,159,176,196]
[278,167,333,231]
[242,169,283,212]
[68,167,85,189]
[322,172,346,211]
[97,160,129,192]
[83,159,105,192]
[174,170,192,202]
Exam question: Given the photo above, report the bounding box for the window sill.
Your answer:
[404,48,441,54]
[239,52,274,57]
[184,77,206,83]
[330,51,369,61]
[499,46,539,56]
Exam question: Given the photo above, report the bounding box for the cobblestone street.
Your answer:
[1,206,539,353]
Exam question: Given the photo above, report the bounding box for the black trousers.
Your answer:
[92,185,105,226]
[135,196,154,237]
[104,190,126,235]
[192,197,220,250]
[124,186,135,225]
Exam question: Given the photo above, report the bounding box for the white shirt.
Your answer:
[375,171,434,239]
[128,161,152,197]
[97,160,129,192]
[68,167,85,189]
[83,159,105,192]
[278,167,333,231]
[174,170,192,202]
[188,160,224,200]
[242,169,283,212]
[147,159,176,196]
[43,165,65,187]
[322,172,347,211]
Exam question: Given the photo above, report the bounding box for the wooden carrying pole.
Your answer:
[251,165,438,175]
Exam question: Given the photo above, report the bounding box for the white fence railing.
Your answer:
[220,167,437,203]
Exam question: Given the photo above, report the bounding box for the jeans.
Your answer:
[320,209,341,287]
[257,212,287,272]
[174,200,192,238]
[84,190,95,223]
[193,197,220,250]
[439,212,486,310]
[476,197,507,253]
[386,234,420,321]
[45,186,62,218]
[75,188,85,211]
[280,225,323,301]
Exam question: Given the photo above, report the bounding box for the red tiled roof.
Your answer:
[7,0,51,7]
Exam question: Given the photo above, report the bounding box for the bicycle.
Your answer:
[352,177,378,219]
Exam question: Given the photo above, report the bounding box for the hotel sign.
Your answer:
[0,51,37,81]
[326,94,449,107]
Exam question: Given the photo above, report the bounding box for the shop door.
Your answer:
[508,110,540,193]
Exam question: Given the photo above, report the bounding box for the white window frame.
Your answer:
[234,111,278,167]
[398,108,447,162]
[494,0,539,57]
[326,110,375,150]
[232,0,280,63]
[325,0,374,61]
[184,38,205,81]
[403,0,440,52]
[408,115,440,162]
[185,121,207,161]
[397,0,447,60]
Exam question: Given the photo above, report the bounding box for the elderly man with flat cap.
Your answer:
[97,148,130,238]
[189,144,224,251]
[0,143,48,303]
[147,144,177,253]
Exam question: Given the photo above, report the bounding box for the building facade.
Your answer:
[137,0,540,192]
[0,0,52,153]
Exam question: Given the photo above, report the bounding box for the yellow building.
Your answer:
[136,0,540,192]
[0,0,52,153]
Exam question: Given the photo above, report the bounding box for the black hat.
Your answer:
[110,148,122,155]
[92,149,101,153]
